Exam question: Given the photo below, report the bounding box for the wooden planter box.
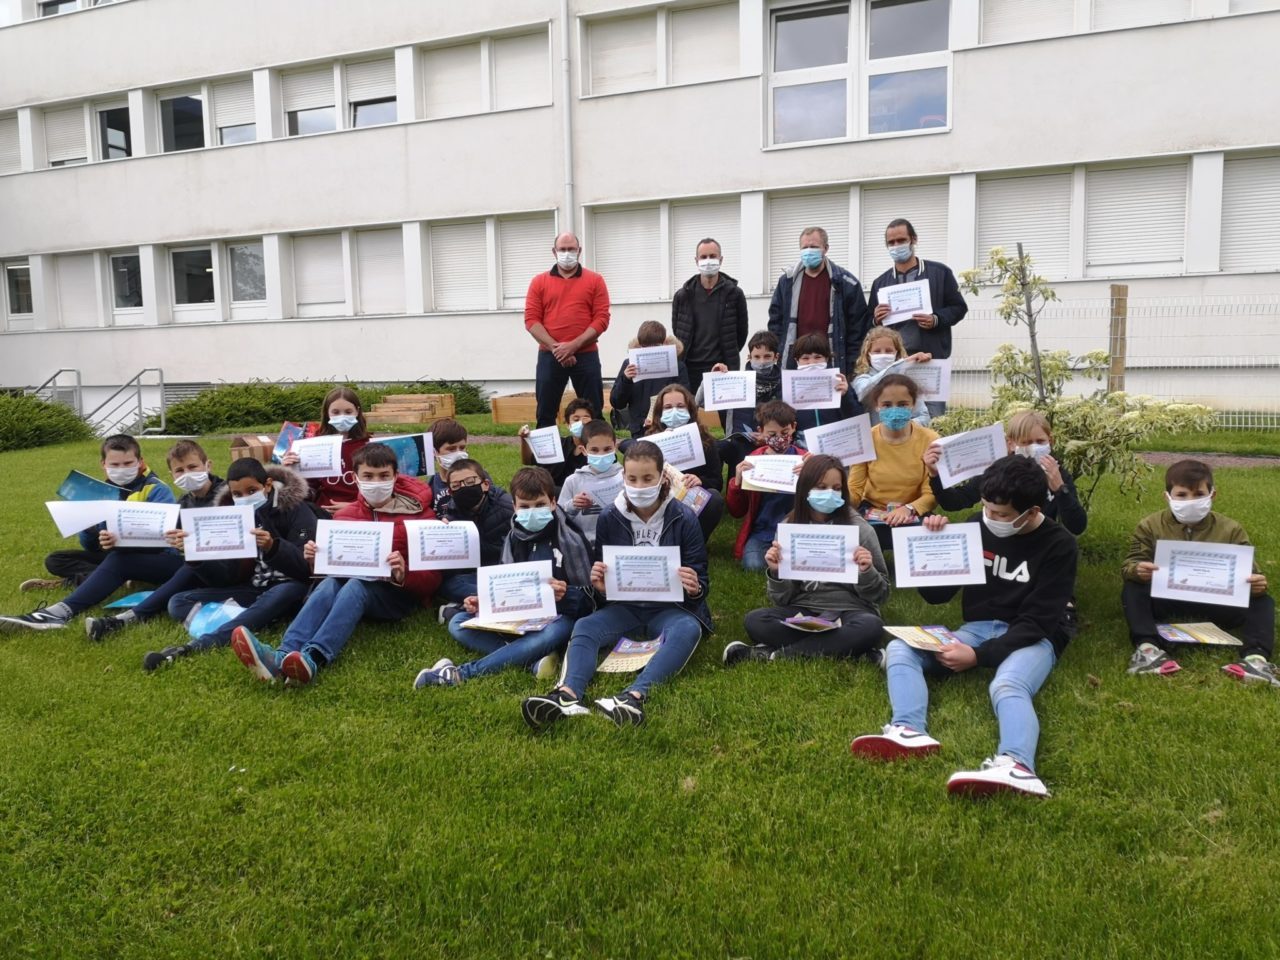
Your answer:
[368,393,456,425]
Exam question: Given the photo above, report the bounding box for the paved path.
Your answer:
[1140,452,1280,469]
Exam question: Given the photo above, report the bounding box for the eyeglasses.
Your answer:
[448,477,482,491]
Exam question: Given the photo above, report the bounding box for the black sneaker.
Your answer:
[142,645,192,672]
[594,691,646,727]
[85,615,129,642]
[437,602,463,625]
[722,641,772,667]
[0,605,69,631]
[521,688,590,730]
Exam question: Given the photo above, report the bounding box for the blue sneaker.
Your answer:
[281,649,317,686]
[231,626,282,682]
[413,658,462,689]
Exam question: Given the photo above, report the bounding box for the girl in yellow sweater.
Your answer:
[848,373,938,551]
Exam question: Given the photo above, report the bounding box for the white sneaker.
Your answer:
[946,754,1050,798]
[849,723,941,760]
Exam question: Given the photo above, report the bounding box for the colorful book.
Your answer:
[863,502,905,524]
[375,433,434,478]
[1156,622,1243,646]
[460,615,560,636]
[57,470,126,502]
[784,614,841,632]
[272,422,308,464]
[598,634,663,673]
[884,624,964,651]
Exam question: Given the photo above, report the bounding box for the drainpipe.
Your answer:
[559,0,575,234]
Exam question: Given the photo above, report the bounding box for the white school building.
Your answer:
[1,0,1278,429]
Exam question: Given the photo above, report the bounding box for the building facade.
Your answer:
[1,0,1278,418]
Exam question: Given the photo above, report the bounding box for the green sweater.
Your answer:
[1121,509,1258,582]
[764,517,890,615]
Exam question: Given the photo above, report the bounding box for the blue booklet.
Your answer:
[57,470,126,502]
[272,422,307,465]
[104,591,154,609]
[377,433,434,478]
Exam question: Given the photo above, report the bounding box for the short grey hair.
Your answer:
[799,226,829,248]
[695,237,722,257]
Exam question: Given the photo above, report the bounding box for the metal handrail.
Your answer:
[27,368,83,415]
[86,368,166,436]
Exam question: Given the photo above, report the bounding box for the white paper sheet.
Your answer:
[741,454,804,493]
[935,423,1007,488]
[883,279,933,327]
[526,426,566,465]
[647,422,706,471]
[702,370,756,412]
[891,522,987,587]
[602,545,684,602]
[803,414,877,466]
[1151,540,1254,609]
[628,344,679,383]
[900,358,952,401]
[290,434,345,479]
[403,519,481,571]
[314,519,394,578]
[180,506,257,561]
[45,500,114,538]
[477,559,556,622]
[782,368,842,410]
[777,522,863,584]
[101,501,181,549]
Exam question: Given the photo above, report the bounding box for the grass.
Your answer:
[2,437,1279,958]
[1136,428,1279,457]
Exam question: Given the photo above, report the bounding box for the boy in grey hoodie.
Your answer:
[557,420,624,543]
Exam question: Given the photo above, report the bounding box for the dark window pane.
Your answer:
[351,98,397,128]
[228,243,266,302]
[218,123,256,145]
[869,0,950,59]
[6,265,33,315]
[50,158,88,167]
[774,80,847,143]
[40,0,77,15]
[110,255,142,308]
[868,67,948,133]
[161,96,205,152]
[98,107,132,159]
[172,249,214,305]
[287,107,336,136]
[774,5,850,72]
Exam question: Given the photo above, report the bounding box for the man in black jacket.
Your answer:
[670,237,749,396]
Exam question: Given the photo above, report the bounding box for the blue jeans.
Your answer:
[168,580,310,651]
[438,572,478,604]
[278,577,420,667]
[62,549,184,616]
[884,620,1057,772]
[742,538,770,572]
[561,604,703,699]
[535,349,603,428]
[447,612,575,680]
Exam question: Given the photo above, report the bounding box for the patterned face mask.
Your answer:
[764,433,792,453]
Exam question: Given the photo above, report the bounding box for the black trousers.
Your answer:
[44,549,106,586]
[1121,580,1275,659]
[744,605,883,659]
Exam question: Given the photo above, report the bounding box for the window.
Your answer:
[585,5,737,95]
[293,233,345,315]
[351,99,396,128]
[670,4,739,85]
[355,229,405,315]
[768,191,849,286]
[55,254,99,327]
[4,262,32,316]
[590,206,661,301]
[1231,0,1280,10]
[670,198,740,295]
[282,66,336,136]
[422,42,483,118]
[212,78,255,146]
[859,181,949,283]
[227,241,266,302]
[497,213,557,308]
[44,105,87,167]
[1091,0,1191,31]
[866,0,950,135]
[1085,163,1188,275]
[977,173,1073,278]
[97,106,131,159]
[109,252,142,308]
[287,107,335,136]
[40,0,76,15]
[346,58,397,127]
[981,0,1074,43]
[869,0,949,57]
[172,248,215,304]
[220,124,255,145]
[1221,155,1280,272]
[770,5,850,144]
[160,95,205,152]
[0,116,19,175]
[492,31,551,110]
[587,14,657,95]
[429,221,488,310]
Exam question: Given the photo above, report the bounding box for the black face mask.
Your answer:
[451,485,487,513]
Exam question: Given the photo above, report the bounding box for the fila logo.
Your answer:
[983,553,1030,582]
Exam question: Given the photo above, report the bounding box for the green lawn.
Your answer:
[1136,428,1278,458]
[2,437,1278,959]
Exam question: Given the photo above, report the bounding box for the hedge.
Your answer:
[0,394,95,452]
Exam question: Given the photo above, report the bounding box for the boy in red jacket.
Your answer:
[231,443,441,685]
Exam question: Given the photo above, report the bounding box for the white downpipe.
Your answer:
[559,0,575,234]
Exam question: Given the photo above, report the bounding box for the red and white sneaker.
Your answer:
[946,755,1049,798]
[849,723,941,760]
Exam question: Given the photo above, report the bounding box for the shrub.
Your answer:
[0,394,94,452]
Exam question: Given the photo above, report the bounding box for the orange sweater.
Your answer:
[524,266,611,353]
[848,423,939,515]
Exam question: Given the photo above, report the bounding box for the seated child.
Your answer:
[851,327,931,427]
[429,417,471,504]
[414,466,597,687]
[709,330,783,479]
[726,454,889,665]
[850,455,1079,799]
[847,374,938,552]
[230,442,442,685]
[521,440,711,729]
[609,320,690,439]
[433,458,515,613]
[1122,458,1274,683]
[644,384,725,542]
[558,419,623,542]
[789,332,865,435]
[518,398,595,489]
[282,386,369,514]
[726,400,808,571]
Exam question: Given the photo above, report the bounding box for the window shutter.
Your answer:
[670,198,740,294]
[293,233,345,307]
[282,66,335,112]
[354,229,405,315]
[346,58,396,103]
[429,221,488,310]
[1221,156,1280,271]
[981,0,1075,43]
[590,206,661,301]
[423,42,483,118]
[587,14,657,95]
[860,182,949,282]
[670,3,738,84]
[768,191,849,289]
[212,78,255,128]
[44,106,86,164]
[493,31,551,111]
[0,117,19,174]
[1091,0,1191,30]
[1086,163,1186,268]
[55,254,99,328]
[1230,0,1280,10]
[977,173,1073,277]
[498,213,557,307]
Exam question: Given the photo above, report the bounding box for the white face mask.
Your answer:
[556,250,579,269]
[697,257,721,277]
[1014,443,1052,463]
[233,490,269,511]
[982,508,1030,538]
[797,360,828,370]
[106,466,140,486]
[437,450,467,471]
[1167,493,1212,525]
[359,479,396,506]
[869,353,897,371]
[173,471,209,493]
[625,483,662,509]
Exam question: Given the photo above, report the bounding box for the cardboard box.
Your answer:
[230,434,276,464]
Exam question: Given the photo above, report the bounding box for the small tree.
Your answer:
[940,246,1215,508]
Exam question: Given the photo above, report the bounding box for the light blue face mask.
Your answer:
[799,247,824,270]
[888,243,914,264]
[806,489,845,515]
[878,407,913,431]
[587,452,616,473]
[233,490,268,510]
[569,421,584,438]
[329,414,359,433]
[515,506,554,532]
[660,407,691,429]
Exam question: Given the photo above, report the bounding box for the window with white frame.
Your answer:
[346,58,397,128]
[55,253,99,327]
[980,0,1074,44]
[590,206,662,301]
[860,181,949,280]
[585,4,738,96]
[40,0,77,15]
[1085,162,1187,276]
[422,42,483,118]
[44,105,87,166]
[976,172,1072,277]
[492,31,552,110]
[171,247,215,305]
[866,0,950,136]
[497,213,557,308]
[4,260,33,317]
[1091,0,1191,31]
[670,198,741,294]
[109,251,142,309]
[282,66,337,136]
[1220,155,1280,272]
[768,190,850,285]
[159,93,205,152]
[226,241,266,302]
[0,116,19,175]
[293,233,346,316]
[429,221,488,311]
[96,103,131,160]
[355,228,405,315]
[212,77,256,145]
[770,4,850,144]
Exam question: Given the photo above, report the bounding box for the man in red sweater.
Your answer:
[524,232,612,428]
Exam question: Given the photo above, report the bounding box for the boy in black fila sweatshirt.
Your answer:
[851,455,1078,799]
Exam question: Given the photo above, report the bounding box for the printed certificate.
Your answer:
[782,368,841,410]
[883,279,933,327]
[648,423,706,471]
[803,414,876,466]
[741,454,803,493]
[777,522,861,584]
[1151,540,1254,609]
[45,500,114,538]
[106,502,181,549]
[180,506,257,561]
[935,423,1006,488]
[403,519,481,571]
[884,625,964,651]
[602,545,684,602]
[477,560,556,623]
[901,359,952,401]
[290,435,345,479]
[526,425,566,465]
[703,371,756,412]
[628,344,679,383]
[314,519,394,578]
[891,523,986,587]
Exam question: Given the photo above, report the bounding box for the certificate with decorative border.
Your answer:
[782,368,841,410]
[777,523,860,584]
[314,520,394,578]
[107,502,180,549]
[648,423,706,471]
[180,505,257,561]
[703,371,756,412]
[602,545,684,602]
[477,560,556,623]
[891,523,986,587]
[404,519,481,571]
[1151,540,1253,609]
[804,414,876,467]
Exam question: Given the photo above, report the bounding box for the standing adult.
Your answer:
[670,237,749,396]
[867,218,968,417]
[768,226,869,375]
[524,232,611,428]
